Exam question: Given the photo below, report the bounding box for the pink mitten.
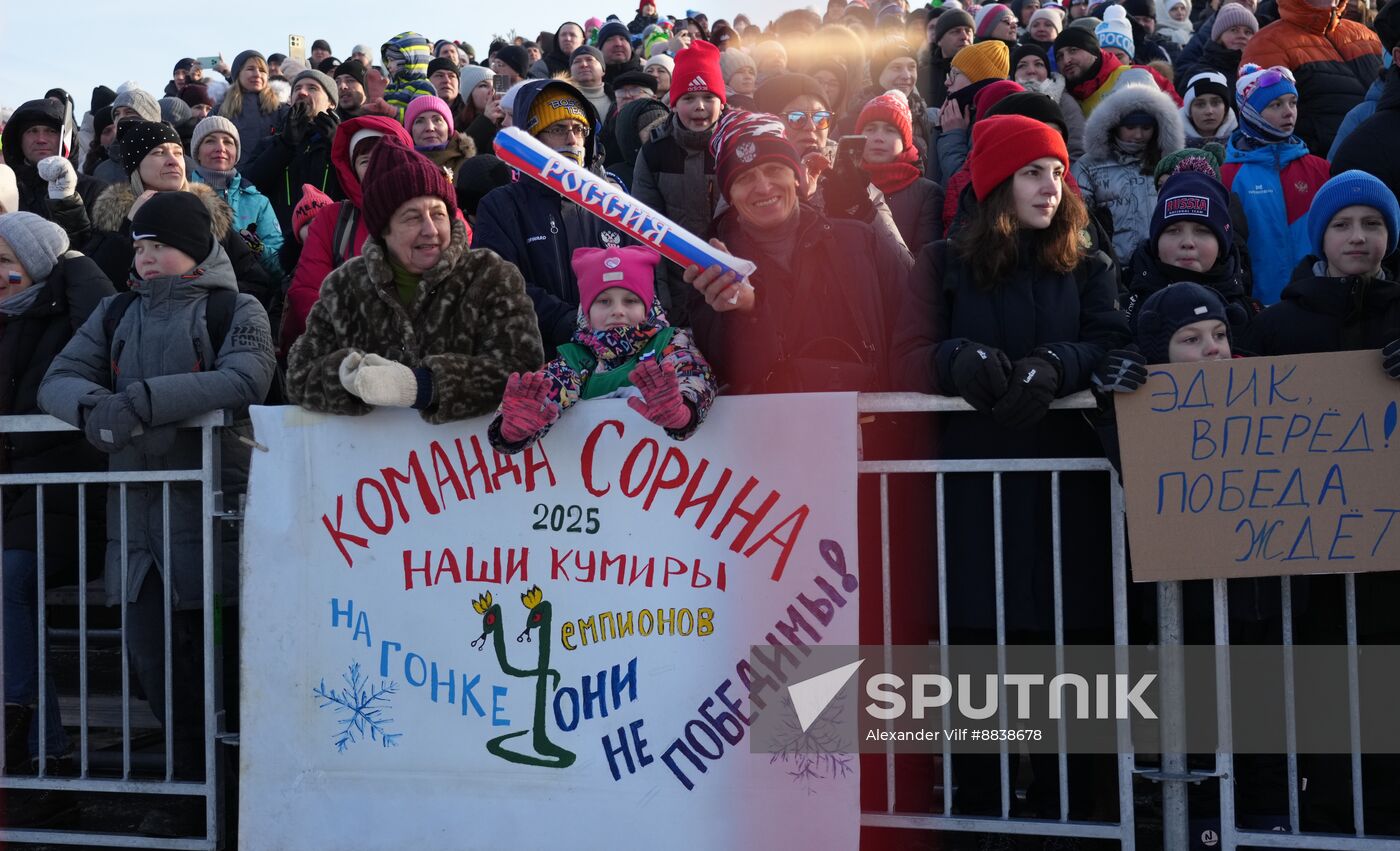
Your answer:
[627,359,691,430]
[499,372,560,442]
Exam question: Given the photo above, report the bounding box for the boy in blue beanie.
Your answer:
[1241,169,1400,379]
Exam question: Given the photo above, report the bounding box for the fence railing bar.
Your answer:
[163,482,174,783]
[879,474,895,813]
[78,483,90,778]
[1213,578,1237,851]
[856,391,1097,414]
[1281,576,1301,835]
[859,458,1114,475]
[36,485,48,774]
[1051,472,1069,823]
[119,483,131,780]
[1345,573,1364,837]
[1108,474,1136,847]
[0,829,214,850]
[992,472,1010,819]
[935,472,952,818]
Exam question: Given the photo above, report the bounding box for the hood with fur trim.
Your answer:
[91,182,235,241]
[1081,81,1185,163]
[329,114,415,208]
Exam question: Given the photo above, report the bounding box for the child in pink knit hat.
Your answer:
[490,245,717,452]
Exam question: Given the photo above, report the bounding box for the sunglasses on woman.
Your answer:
[783,110,833,130]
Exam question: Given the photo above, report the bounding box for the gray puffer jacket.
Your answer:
[1071,82,1185,262]
[38,242,275,609]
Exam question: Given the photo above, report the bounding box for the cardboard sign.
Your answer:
[239,397,860,849]
[1117,350,1400,581]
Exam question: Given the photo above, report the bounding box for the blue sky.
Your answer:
[1,1,789,116]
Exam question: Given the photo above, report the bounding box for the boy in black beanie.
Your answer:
[38,189,274,780]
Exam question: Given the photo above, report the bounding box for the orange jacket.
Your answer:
[1242,0,1381,155]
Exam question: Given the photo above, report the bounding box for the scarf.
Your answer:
[1020,73,1066,103]
[0,284,44,317]
[864,146,923,196]
[1238,99,1294,144]
[950,77,998,113]
[1114,137,1148,156]
[194,164,237,192]
[542,305,672,408]
[1068,50,1121,103]
[745,208,802,274]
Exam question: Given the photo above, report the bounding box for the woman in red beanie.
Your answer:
[892,112,1130,822]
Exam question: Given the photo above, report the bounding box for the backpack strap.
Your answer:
[203,289,237,367]
[101,291,140,389]
[101,288,240,387]
[331,204,359,268]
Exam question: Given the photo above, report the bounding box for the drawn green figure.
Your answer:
[470,586,576,767]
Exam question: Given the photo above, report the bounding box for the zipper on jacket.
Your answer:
[549,213,568,292]
[110,339,126,382]
[192,336,206,372]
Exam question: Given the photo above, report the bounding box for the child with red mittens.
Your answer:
[488,245,717,453]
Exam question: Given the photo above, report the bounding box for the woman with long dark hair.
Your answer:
[893,113,1129,821]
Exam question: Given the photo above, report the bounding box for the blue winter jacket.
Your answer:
[189,169,285,283]
[1222,133,1330,306]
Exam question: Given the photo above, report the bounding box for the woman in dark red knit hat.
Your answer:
[285,137,544,423]
[891,112,1130,823]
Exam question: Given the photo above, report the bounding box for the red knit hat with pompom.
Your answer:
[855,90,913,151]
[292,184,333,243]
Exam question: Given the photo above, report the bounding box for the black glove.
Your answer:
[281,102,313,147]
[992,354,1061,430]
[1384,339,1400,380]
[83,393,147,454]
[820,159,875,221]
[950,342,1013,413]
[1092,347,1148,394]
[311,108,341,142]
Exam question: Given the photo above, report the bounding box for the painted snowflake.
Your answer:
[313,662,402,752]
[767,693,855,795]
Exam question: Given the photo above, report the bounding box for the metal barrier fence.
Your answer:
[856,392,1400,851]
[5,398,1400,850]
[857,391,1138,848]
[0,412,228,850]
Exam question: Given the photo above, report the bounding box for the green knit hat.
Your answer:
[1153,144,1225,182]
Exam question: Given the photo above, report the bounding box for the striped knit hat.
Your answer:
[710,109,806,200]
[974,3,1014,37]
